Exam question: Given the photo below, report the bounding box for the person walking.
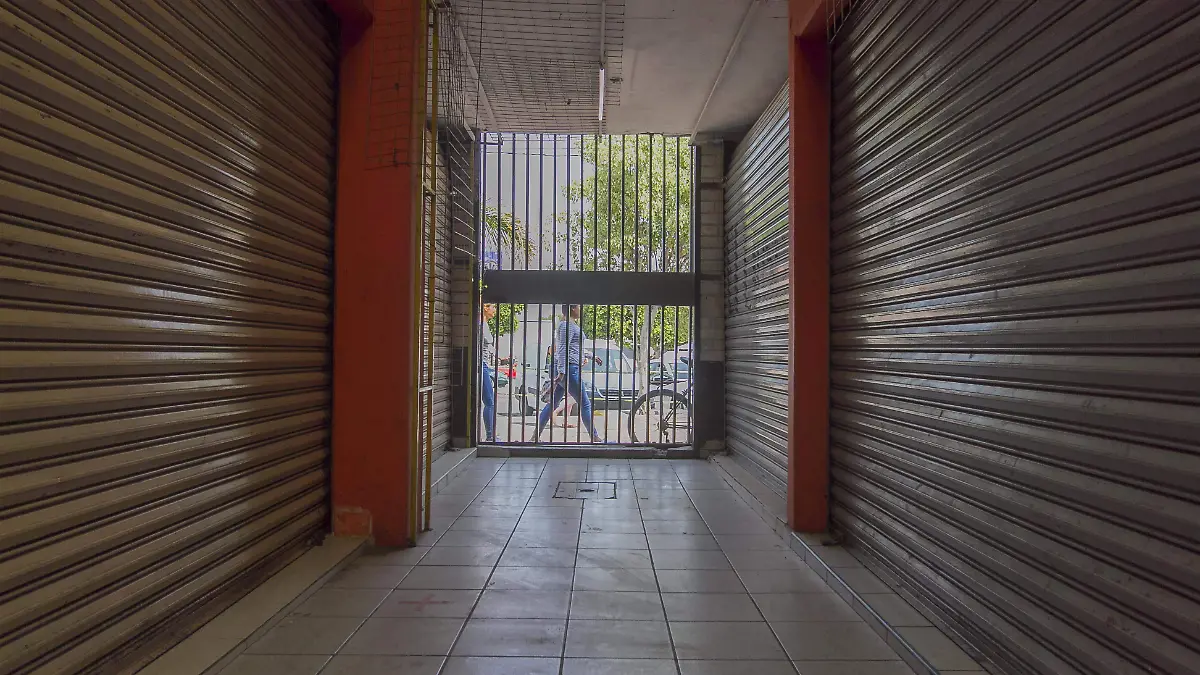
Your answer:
[537,304,603,442]
[480,303,497,443]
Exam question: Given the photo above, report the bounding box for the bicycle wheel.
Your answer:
[628,389,691,444]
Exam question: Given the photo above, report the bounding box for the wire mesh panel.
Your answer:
[479,134,695,446]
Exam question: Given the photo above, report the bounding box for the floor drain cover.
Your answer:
[553,481,617,500]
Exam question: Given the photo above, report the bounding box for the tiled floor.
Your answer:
[221,458,916,675]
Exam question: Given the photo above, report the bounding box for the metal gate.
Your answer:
[478,133,696,446]
[0,0,337,672]
[724,86,791,496]
[830,2,1200,674]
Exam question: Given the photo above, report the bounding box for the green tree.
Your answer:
[563,136,694,371]
[487,303,524,339]
[483,206,533,266]
[481,208,530,338]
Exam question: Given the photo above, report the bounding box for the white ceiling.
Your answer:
[607,0,789,136]
[443,0,788,137]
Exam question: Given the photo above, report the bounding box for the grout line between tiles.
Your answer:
[675,462,801,675]
[642,460,683,675]
[433,456,550,675]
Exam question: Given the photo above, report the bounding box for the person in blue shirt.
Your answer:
[537,304,603,442]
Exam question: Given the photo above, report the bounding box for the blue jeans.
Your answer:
[537,365,600,439]
[481,363,496,441]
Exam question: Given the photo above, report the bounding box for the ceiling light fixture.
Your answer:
[599,66,606,121]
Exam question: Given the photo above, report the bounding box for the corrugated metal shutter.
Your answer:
[724,86,790,496]
[830,2,1200,674]
[1,0,337,672]
[421,143,452,465]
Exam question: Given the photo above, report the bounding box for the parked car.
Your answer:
[513,340,639,414]
[650,347,692,386]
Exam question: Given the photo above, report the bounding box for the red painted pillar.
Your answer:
[788,0,831,533]
[326,0,425,546]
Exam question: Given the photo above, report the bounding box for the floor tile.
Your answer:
[218,654,329,675]
[580,519,646,534]
[452,618,566,657]
[578,533,648,549]
[791,662,917,675]
[434,530,512,547]
[449,517,519,532]
[575,549,653,568]
[715,534,790,551]
[373,589,481,618]
[657,569,745,593]
[724,549,807,571]
[565,620,673,658]
[522,506,585,519]
[860,594,932,627]
[473,590,572,618]
[340,618,465,656]
[509,530,579,548]
[662,592,762,621]
[679,661,798,675]
[647,533,720,550]
[563,658,678,675]
[650,549,731,570]
[441,657,561,675]
[245,617,363,655]
[579,508,641,521]
[319,655,445,675]
[570,591,665,620]
[572,566,659,592]
[703,517,777,535]
[488,566,575,590]
[753,593,861,622]
[517,518,584,534]
[498,546,578,567]
[837,568,892,594]
[325,565,412,589]
[355,547,430,566]
[895,626,980,670]
[292,588,390,618]
[398,566,494,590]
[670,621,787,660]
[773,621,896,661]
[740,569,829,594]
[419,545,503,567]
[460,505,526,518]
[643,519,710,534]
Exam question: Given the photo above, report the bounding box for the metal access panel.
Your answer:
[830,3,1200,675]
[0,0,337,671]
[723,87,791,496]
[478,134,696,447]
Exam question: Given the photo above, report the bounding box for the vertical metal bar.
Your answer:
[505,134,517,443]
[521,134,531,442]
[534,133,546,446]
[551,134,560,444]
[590,136,600,441]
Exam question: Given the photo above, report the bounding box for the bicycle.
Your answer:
[628,380,692,445]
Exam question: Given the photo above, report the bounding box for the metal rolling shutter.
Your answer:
[830,2,1200,674]
[724,86,790,496]
[421,147,452,465]
[1,0,337,672]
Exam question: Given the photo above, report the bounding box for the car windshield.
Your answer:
[582,349,633,374]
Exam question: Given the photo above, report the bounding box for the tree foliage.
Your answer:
[565,136,694,355]
[487,303,524,339]
[563,135,692,275]
[482,206,533,266]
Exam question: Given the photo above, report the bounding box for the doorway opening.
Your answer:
[477,133,696,448]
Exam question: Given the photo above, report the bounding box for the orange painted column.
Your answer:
[327,0,425,546]
[788,0,831,533]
